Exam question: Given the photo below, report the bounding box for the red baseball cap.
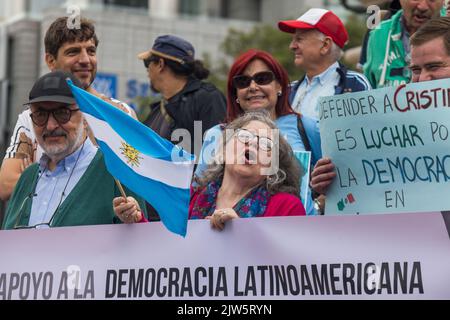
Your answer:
[278,8,349,48]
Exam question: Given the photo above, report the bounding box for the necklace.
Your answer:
[217,182,263,209]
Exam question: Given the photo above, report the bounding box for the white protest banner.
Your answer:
[0,213,449,300]
[318,78,450,215]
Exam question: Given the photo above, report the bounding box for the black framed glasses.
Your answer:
[30,107,80,127]
[236,129,274,151]
[233,71,275,89]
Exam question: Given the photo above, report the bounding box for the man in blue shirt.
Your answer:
[278,8,371,214]
[278,8,371,120]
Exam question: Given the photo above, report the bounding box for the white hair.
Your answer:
[315,30,343,62]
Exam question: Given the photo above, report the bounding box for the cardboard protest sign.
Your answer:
[319,78,450,215]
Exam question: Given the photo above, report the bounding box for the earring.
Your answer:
[236,98,240,104]
[267,173,277,185]
[277,91,282,97]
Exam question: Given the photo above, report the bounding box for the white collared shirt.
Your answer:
[291,62,340,119]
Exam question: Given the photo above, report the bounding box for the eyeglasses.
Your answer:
[12,193,56,229]
[236,129,274,151]
[30,107,80,127]
[11,141,84,230]
[233,71,275,89]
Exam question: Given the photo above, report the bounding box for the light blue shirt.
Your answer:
[275,114,321,166]
[28,138,98,227]
[291,62,340,119]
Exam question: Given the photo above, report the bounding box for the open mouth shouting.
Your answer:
[243,148,258,165]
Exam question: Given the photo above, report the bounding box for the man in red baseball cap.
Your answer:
[278,8,371,121]
[279,8,371,214]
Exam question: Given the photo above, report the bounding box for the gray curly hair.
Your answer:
[195,111,302,196]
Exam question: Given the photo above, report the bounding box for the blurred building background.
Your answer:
[0,0,347,158]
[0,0,370,218]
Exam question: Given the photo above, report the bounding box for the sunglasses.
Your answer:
[30,107,80,127]
[143,56,159,69]
[143,58,151,69]
[236,129,274,151]
[233,71,275,89]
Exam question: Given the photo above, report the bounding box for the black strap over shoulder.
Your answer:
[296,114,320,201]
[297,115,312,152]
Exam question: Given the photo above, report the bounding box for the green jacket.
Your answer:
[2,151,147,229]
[364,10,410,88]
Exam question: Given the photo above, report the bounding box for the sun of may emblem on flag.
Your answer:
[120,142,142,167]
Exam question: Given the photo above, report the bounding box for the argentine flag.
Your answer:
[67,80,195,236]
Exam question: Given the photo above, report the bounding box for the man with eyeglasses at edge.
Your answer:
[0,16,137,203]
[2,71,147,230]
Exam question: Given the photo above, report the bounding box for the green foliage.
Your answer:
[134,14,367,121]
[207,15,367,93]
[344,13,366,49]
[202,52,229,95]
[342,13,367,70]
[224,25,303,80]
[205,24,303,94]
[132,95,160,122]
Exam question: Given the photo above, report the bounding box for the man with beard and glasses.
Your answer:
[0,16,137,202]
[2,71,147,229]
[364,0,445,88]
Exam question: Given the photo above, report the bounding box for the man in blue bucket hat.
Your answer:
[138,35,226,221]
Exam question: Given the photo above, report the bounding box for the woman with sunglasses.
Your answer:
[196,49,321,215]
[189,111,305,230]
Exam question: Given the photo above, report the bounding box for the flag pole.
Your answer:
[114,179,128,202]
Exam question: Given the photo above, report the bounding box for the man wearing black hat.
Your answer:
[2,71,146,229]
[138,35,226,158]
[0,16,136,203]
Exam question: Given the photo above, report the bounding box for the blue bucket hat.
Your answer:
[138,35,195,65]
